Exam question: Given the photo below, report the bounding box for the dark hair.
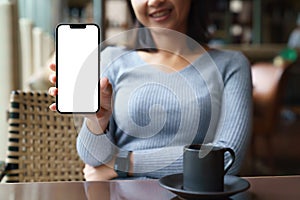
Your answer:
[187,0,209,44]
[126,0,209,51]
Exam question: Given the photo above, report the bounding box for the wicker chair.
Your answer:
[0,90,84,182]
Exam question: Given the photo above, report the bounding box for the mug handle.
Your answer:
[223,148,235,174]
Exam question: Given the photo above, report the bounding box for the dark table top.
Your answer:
[0,175,300,200]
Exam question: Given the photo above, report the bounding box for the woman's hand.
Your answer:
[48,63,58,110]
[48,63,113,134]
[83,162,117,181]
[83,152,134,181]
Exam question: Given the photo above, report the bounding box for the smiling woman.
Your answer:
[127,0,209,45]
[48,0,252,181]
[130,0,191,32]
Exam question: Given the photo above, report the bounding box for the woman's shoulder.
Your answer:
[206,48,251,82]
[101,45,133,66]
[101,45,130,57]
[208,48,250,70]
[209,48,249,62]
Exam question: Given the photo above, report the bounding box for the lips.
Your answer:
[149,9,172,21]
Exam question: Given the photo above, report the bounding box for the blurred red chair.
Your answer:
[251,60,293,173]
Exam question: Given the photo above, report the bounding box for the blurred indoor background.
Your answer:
[0,0,300,177]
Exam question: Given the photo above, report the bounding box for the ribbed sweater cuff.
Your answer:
[76,120,116,166]
[132,146,183,176]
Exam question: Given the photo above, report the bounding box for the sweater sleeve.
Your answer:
[212,51,252,175]
[76,118,118,166]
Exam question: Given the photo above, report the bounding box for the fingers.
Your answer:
[100,77,108,89]
[49,103,56,111]
[48,87,58,96]
[83,164,93,172]
[49,74,56,84]
[48,88,57,111]
[48,63,57,111]
[49,63,56,84]
[49,63,56,72]
[100,77,112,95]
[83,164,96,181]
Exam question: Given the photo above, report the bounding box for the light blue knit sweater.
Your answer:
[76,46,252,179]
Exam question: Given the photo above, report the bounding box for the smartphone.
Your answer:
[56,23,100,114]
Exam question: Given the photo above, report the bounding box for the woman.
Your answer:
[49,0,252,180]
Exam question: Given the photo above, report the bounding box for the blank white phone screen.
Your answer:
[56,24,99,113]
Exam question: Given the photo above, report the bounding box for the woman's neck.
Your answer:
[136,27,210,72]
[137,47,207,73]
[148,27,209,55]
[150,28,190,55]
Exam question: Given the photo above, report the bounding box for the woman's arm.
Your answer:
[76,118,117,166]
[212,52,252,175]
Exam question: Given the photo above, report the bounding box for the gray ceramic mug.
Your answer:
[183,144,235,192]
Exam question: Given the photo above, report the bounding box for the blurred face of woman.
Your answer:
[130,0,192,33]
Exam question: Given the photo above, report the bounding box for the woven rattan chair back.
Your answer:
[5,90,84,182]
